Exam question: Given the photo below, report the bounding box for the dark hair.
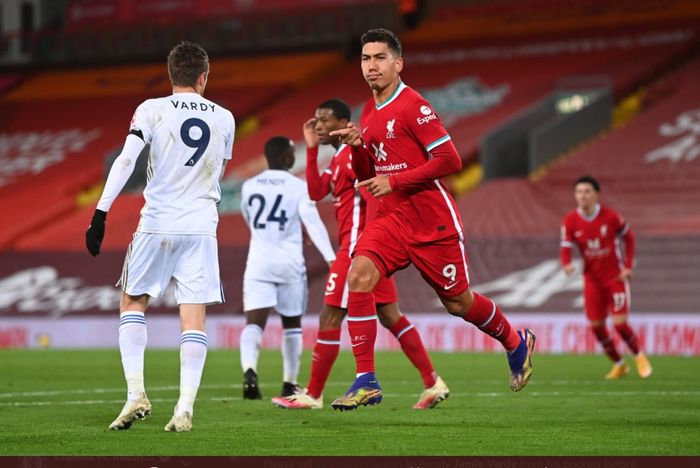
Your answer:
[264,136,294,168]
[167,41,209,88]
[318,98,351,121]
[574,175,600,192]
[361,28,402,57]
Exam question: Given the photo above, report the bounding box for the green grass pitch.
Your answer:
[0,349,699,455]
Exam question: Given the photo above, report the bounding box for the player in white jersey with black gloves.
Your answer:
[85,41,235,432]
[240,136,335,402]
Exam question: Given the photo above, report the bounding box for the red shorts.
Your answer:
[583,276,630,321]
[324,247,398,308]
[353,214,470,298]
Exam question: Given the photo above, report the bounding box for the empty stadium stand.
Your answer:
[4,23,697,254]
[404,0,700,43]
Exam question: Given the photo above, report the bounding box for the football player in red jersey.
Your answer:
[329,28,535,410]
[272,99,449,410]
[561,175,652,379]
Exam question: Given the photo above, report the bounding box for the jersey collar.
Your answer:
[376,81,407,110]
[334,143,347,158]
[577,203,601,222]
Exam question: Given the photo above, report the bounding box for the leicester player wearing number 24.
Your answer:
[85,41,235,432]
[239,137,336,403]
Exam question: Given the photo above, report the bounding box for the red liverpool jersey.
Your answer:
[560,204,636,282]
[307,144,367,250]
[356,82,463,242]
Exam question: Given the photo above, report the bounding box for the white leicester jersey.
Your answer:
[241,169,336,283]
[130,92,235,236]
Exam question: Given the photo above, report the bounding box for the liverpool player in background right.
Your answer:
[560,175,652,379]
[329,28,535,411]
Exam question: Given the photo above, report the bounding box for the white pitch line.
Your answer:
[1,379,697,399]
[0,380,456,399]
[2,390,699,407]
[0,383,249,399]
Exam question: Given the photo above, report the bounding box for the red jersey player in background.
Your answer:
[272,98,449,410]
[560,175,652,379]
[329,28,535,411]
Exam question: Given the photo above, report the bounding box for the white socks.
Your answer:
[241,324,302,384]
[176,330,208,416]
[282,328,303,384]
[119,313,207,417]
[240,324,263,373]
[118,312,147,401]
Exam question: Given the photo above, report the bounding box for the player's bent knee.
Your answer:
[120,292,149,313]
[347,260,380,292]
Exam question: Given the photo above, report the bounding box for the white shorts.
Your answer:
[118,232,224,305]
[243,277,307,317]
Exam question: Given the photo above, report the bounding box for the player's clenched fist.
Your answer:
[329,122,362,147]
[85,209,107,256]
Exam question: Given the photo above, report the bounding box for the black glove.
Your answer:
[85,209,107,256]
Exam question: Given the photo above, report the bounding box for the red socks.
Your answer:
[592,325,622,362]
[464,292,521,352]
[306,328,341,399]
[390,315,437,388]
[615,323,641,355]
[347,291,377,374]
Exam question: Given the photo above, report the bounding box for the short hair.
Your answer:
[167,41,209,88]
[318,98,351,121]
[264,136,294,165]
[361,28,402,57]
[574,175,600,192]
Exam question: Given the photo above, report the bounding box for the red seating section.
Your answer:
[10,23,698,252]
[457,56,700,238]
[0,53,342,250]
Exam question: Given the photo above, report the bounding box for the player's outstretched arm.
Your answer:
[298,197,336,263]
[85,134,145,256]
[330,122,374,181]
[329,122,361,147]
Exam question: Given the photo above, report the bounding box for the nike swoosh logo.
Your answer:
[351,342,365,348]
[324,292,334,296]
[444,282,458,290]
[362,127,369,134]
